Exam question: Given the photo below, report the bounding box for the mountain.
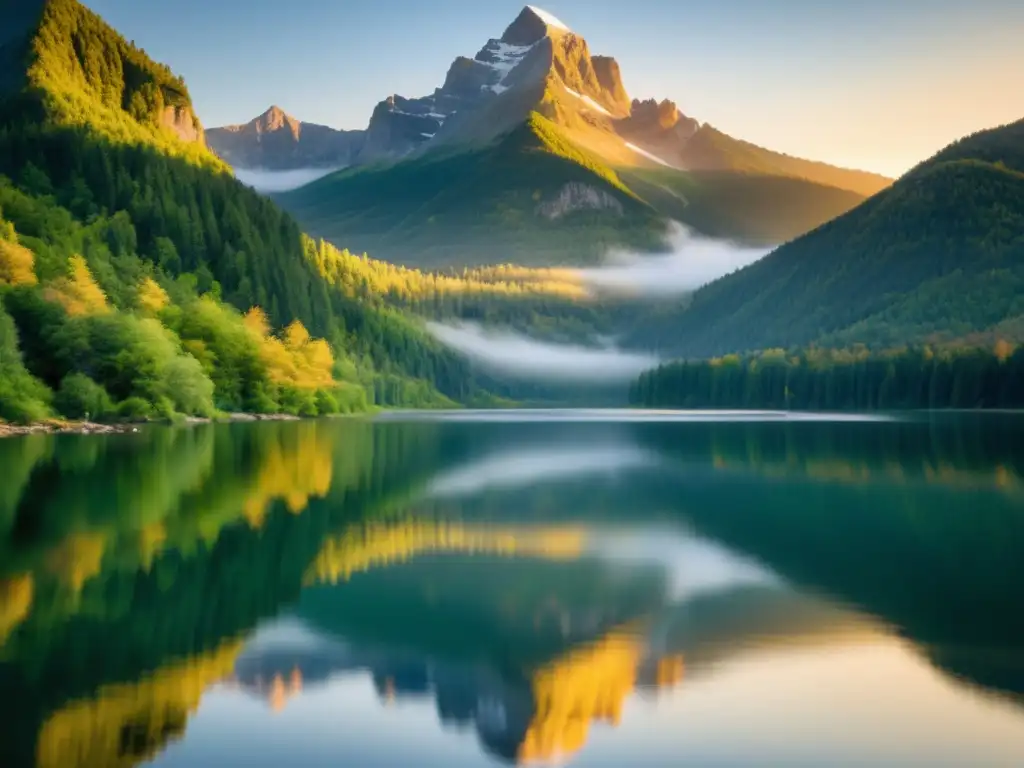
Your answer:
[269,6,890,267]
[206,106,364,169]
[628,118,1024,356]
[0,0,488,419]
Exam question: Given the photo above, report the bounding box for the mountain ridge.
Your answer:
[267,5,890,266]
[209,5,889,197]
[626,117,1024,355]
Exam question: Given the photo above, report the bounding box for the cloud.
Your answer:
[232,167,340,193]
[425,321,658,382]
[576,222,771,297]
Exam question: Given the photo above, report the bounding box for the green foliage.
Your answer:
[633,119,1024,356]
[0,190,352,420]
[22,0,215,168]
[0,0,491,413]
[53,372,113,420]
[114,395,153,421]
[0,300,51,423]
[631,344,1024,410]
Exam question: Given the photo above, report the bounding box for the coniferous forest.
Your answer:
[630,345,1024,411]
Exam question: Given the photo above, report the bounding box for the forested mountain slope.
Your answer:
[628,119,1024,356]
[0,0,487,418]
[279,112,877,268]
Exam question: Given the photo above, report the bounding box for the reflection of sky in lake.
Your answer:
[582,527,781,603]
[150,627,1024,768]
[148,509,1024,768]
[425,444,658,497]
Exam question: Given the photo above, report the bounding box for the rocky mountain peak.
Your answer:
[256,105,299,136]
[501,5,572,46]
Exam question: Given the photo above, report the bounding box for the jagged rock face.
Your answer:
[592,57,630,115]
[551,34,598,96]
[617,98,701,164]
[161,105,204,145]
[629,98,699,136]
[357,95,446,163]
[536,182,624,220]
[356,14,555,162]
[207,106,365,169]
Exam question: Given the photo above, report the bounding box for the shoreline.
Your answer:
[0,412,304,439]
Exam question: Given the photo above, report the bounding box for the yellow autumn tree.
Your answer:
[283,320,334,390]
[0,239,38,286]
[44,255,109,316]
[243,308,334,391]
[137,277,169,315]
[243,306,271,337]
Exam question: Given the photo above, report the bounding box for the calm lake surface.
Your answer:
[2,411,1023,767]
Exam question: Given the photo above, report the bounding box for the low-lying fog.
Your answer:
[577,222,770,297]
[426,224,770,381]
[233,167,339,193]
[425,321,658,382]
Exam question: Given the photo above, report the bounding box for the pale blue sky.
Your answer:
[84,0,1024,176]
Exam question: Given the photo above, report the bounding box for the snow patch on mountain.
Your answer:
[485,41,533,74]
[527,5,571,31]
[625,142,678,169]
[582,95,613,116]
[563,87,614,116]
[477,40,536,95]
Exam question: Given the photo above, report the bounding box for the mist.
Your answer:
[577,222,771,297]
[425,321,658,382]
[233,167,340,193]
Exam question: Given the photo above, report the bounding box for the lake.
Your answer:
[1,411,1023,767]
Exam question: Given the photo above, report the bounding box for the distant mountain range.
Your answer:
[207,7,892,267]
[206,106,363,169]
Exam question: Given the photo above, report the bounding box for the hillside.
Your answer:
[258,6,890,266]
[0,0,488,417]
[279,113,669,267]
[670,124,891,197]
[628,118,1024,356]
[279,111,876,267]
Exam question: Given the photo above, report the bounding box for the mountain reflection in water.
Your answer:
[1,413,1023,767]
